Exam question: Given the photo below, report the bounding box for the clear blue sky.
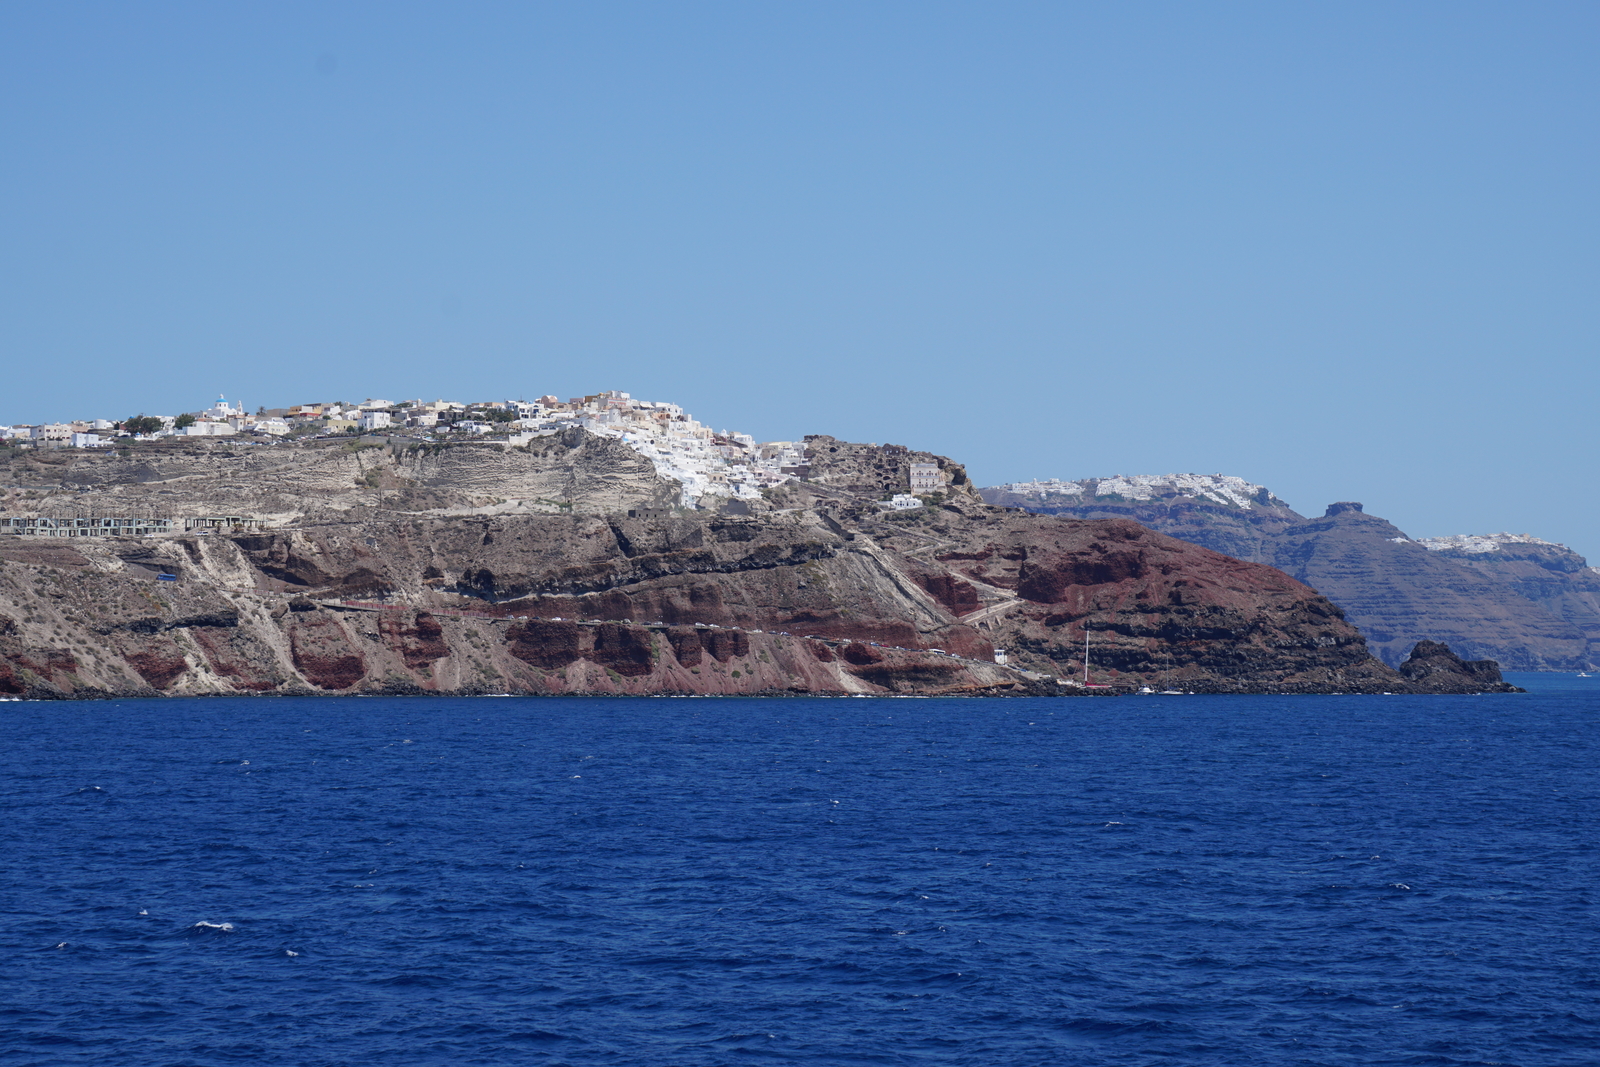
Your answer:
[2,2,1596,557]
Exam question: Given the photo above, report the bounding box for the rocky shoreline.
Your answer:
[0,433,1525,699]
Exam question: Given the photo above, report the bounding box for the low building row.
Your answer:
[0,516,266,538]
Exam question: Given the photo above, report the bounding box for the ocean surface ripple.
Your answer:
[3,678,1597,1065]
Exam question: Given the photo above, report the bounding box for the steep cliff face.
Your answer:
[227,510,990,657]
[0,429,675,524]
[0,505,1027,698]
[846,505,1445,692]
[0,437,1519,697]
[1268,508,1588,669]
[0,530,1028,699]
[986,480,1595,670]
[1419,538,1600,667]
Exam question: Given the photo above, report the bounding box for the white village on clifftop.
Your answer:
[0,390,941,516]
[0,394,1565,549]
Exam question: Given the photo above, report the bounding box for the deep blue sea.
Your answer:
[4,674,1599,1066]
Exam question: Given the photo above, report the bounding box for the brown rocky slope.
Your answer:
[0,433,1517,697]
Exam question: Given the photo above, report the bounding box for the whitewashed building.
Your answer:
[203,396,245,419]
[175,421,236,437]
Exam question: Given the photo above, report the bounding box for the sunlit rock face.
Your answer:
[0,437,1519,697]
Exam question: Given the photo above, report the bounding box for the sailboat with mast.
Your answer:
[1083,621,1114,688]
[1160,650,1184,694]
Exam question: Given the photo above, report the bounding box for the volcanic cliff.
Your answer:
[0,434,1516,697]
[985,478,1596,670]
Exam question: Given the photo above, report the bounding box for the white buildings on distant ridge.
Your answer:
[476,390,809,507]
[3,388,823,510]
[1414,532,1567,554]
[995,473,1279,510]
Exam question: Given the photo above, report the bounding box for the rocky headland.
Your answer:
[0,436,1519,698]
[984,476,1596,671]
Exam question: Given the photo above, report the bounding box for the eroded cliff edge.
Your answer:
[0,434,1517,697]
[984,481,1594,670]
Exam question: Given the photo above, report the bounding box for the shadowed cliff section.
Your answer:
[1422,538,1600,669]
[1269,506,1586,669]
[1396,640,1514,692]
[986,483,1594,670]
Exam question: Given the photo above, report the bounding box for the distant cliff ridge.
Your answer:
[1413,533,1600,672]
[1415,532,1572,554]
[989,473,1291,511]
[982,478,1599,671]
[982,474,1305,567]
